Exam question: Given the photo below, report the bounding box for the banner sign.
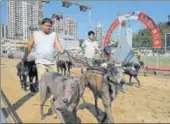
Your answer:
[103,11,162,48]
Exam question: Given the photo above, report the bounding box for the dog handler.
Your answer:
[77,31,101,66]
[22,17,64,107]
[22,18,64,81]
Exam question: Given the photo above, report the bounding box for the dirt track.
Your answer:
[1,58,170,123]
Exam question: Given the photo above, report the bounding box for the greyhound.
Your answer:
[16,60,38,91]
[79,62,124,123]
[122,62,141,87]
[39,72,82,123]
[57,60,73,76]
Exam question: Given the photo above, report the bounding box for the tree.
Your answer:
[133,22,170,48]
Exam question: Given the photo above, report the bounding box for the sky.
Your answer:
[1,1,170,39]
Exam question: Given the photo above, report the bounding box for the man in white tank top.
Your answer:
[22,18,64,81]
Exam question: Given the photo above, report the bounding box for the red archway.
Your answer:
[103,11,162,48]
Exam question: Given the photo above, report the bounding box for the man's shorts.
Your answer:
[36,64,57,82]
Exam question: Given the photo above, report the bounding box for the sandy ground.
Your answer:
[1,58,170,123]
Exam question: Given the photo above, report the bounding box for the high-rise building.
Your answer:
[7,1,15,40]
[51,14,77,39]
[51,13,65,37]
[1,24,8,39]
[7,1,44,40]
[96,23,103,46]
[65,18,77,39]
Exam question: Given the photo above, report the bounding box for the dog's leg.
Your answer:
[40,82,48,120]
[23,75,27,91]
[61,68,63,75]
[51,99,57,118]
[64,68,66,76]
[29,75,34,92]
[93,93,100,117]
[56,109,65,123]
[29,75,33,83]
[141,64,145,76]
[129,76,132,85]
[68,69,70,76]
[19,75,24,89]
[134,76,140,88]
[101,84,114,123]
[81,96,86,103]
[73,109,77,123]
[57,66,59,73]
[35,74,39,83]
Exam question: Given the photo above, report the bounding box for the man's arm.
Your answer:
[22,33,34,61]
[55,34,64,53]
[95,42,101,53]
[76,48,83,55]
[76,41,85,55]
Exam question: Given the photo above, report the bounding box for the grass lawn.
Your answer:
[141,56,170,66]
[56,54,169,66]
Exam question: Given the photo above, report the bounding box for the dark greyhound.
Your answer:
[79,62,124,123]
[56,60,73,76]
[92,59,105,67]
[39,72,83,123]
[122,62,141,87]
[16,60,38,91]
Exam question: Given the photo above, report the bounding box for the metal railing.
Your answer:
[1,90,23,123]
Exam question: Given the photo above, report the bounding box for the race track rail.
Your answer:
[1,90,23,123]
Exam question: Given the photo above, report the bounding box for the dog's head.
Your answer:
[17,61,29,76]
[93,59,102,66]
[62,78,79,106]
[122,61,141,72]
[106,61,124,85]
[53,77,80,111]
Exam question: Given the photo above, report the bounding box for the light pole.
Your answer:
[62,0,91,31]
[52,12,65,36]
[165,33,167,53]
[116,9,122,42]
[165,33,170,53]
[88,5,91,31]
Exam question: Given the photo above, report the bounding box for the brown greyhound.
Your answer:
[79,62,124,123]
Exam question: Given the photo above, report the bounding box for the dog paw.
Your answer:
[136,85,140,88]
[97,116,103,122]
[53,114,57,118]
[23,87,27,91]
[41,115,45,120]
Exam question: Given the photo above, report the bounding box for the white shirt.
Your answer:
[82,39,99,58]
[34,31,56,65]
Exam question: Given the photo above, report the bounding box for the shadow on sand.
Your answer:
[78,102,106,123]
[12,92,38,111]
[44,108,81,123]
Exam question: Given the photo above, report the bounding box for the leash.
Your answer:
[64,50,90,67]
[55,50,89,75]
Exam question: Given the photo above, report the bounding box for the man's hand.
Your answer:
[99,53,103,58]
[76,48,83,56]
[22,33,34,62]
[59,49,65,54]
[22,57,27,62]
